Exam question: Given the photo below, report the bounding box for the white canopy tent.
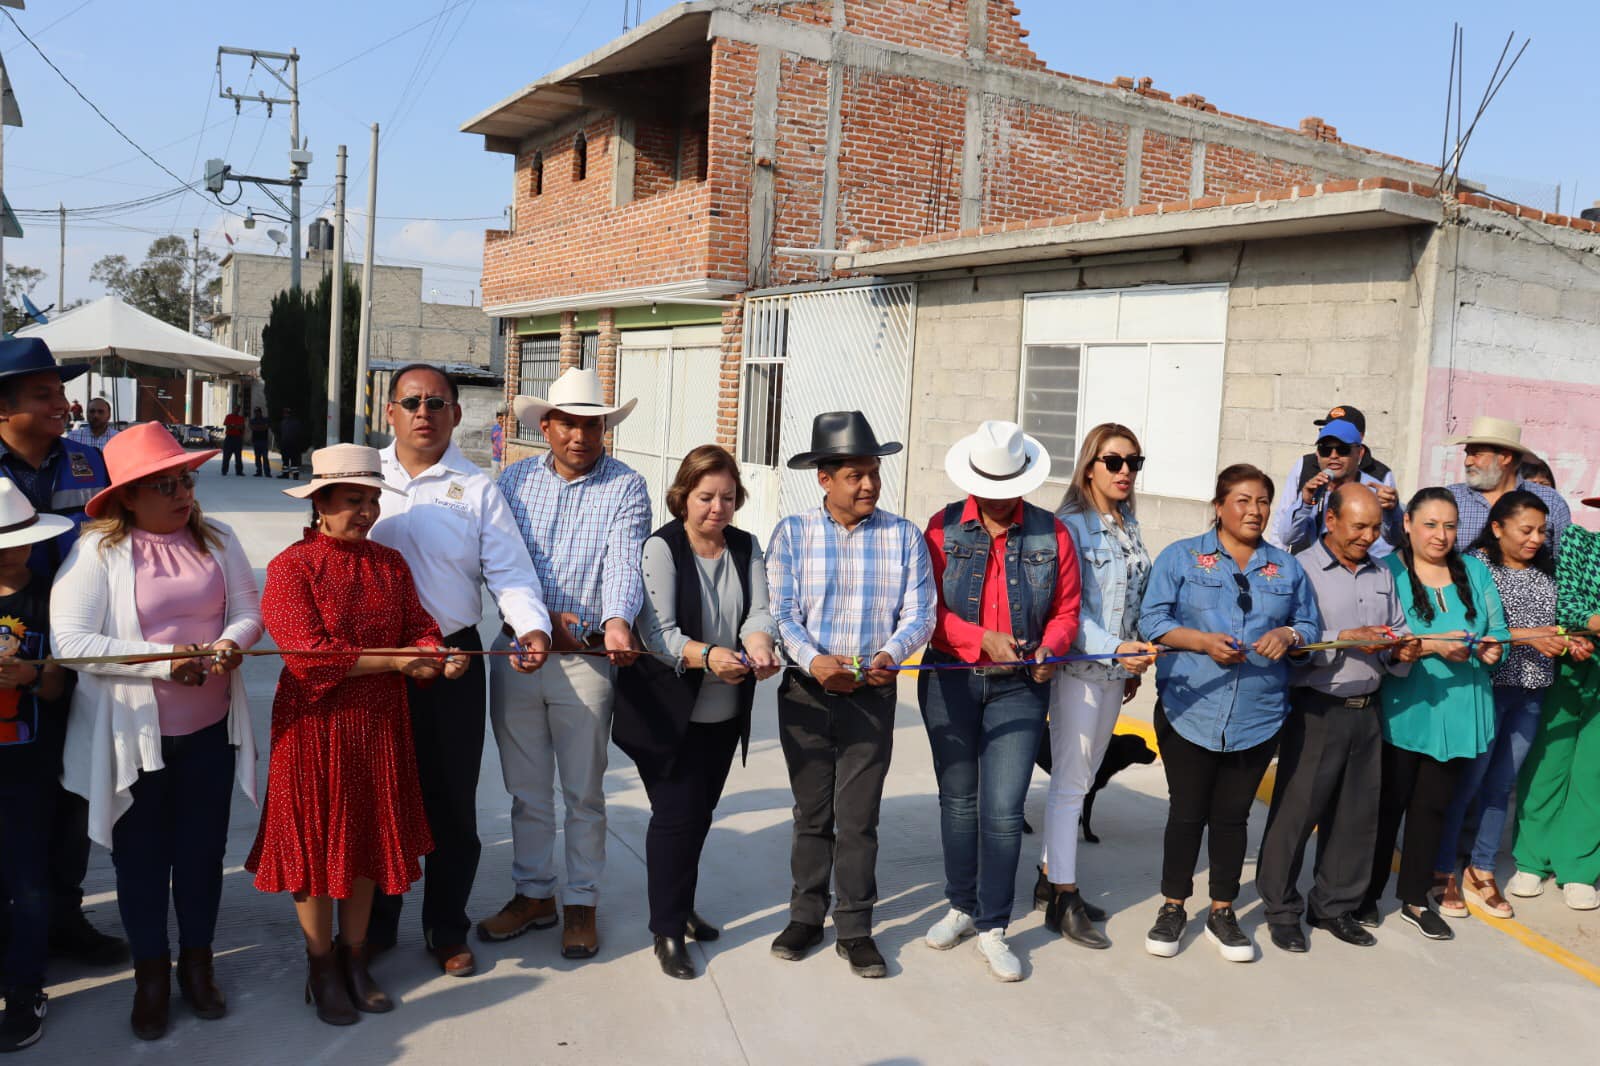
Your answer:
[17,296,258,424]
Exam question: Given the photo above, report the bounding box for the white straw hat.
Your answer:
[282,444,406,499]
[1447,415,1526,454]
[944,421,1052,498]
[512,367,637,430]
[0,480,73,549]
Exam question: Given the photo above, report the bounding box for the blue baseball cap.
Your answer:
[1316,419,1363,446]
[0,337,88,383]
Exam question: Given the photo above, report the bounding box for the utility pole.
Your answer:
[186,228,199,425]
[217,47,306,291]
[353,124,378,446]
[57,203,64,311]
[325,144,346,445]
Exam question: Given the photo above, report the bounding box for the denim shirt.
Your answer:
[938,500,1058,647]
[1139,529,1322,752]
[1059,503,1148,681]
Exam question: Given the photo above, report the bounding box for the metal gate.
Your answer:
[738,282,916,539]
[611,325,723,527]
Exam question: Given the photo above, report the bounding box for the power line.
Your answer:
[303,0,477,85]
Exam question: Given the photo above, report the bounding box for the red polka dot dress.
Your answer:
[246,529,443,898]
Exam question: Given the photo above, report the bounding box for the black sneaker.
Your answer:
[769,921,823,961]
[1144,902,1187,958]
[1398,905,1453,941]
[0,986,46,1053]
[1351,900,1382,928]
[835,936,887,978]
[1204,906,1256,962]
[48,910,128,967]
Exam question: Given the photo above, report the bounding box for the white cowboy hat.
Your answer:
[283,444,407,499]
[1447,415,1526,455]
[944,420,1052,499]
[0,480,73,550]
[512,367,637,430]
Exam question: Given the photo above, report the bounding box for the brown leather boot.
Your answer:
[130,954,172,1041]
[561,904,599,959]
[304,949,358,1026]
[176,946,227,1019]
[337,941,393,1013]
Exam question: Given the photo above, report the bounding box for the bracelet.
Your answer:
[701,644,714,670]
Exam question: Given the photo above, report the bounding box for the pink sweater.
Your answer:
[132,528,229,736]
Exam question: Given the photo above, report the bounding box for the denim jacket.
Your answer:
[1058,503,1147,681]
[938,500,1058,647]
[1139,528,1322,752]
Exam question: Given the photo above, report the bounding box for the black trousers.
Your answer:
[776,670,896,939]
[640,718,741,938]
[370,627,486,949]
[1154,702,1278,903]
[220,438,244,474]
[251,437,271,474]
[1257,690,1382,925]
[48,786,91,927]
[1365,742,1465,908]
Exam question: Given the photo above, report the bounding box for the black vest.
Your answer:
[1295,449,1391,495]
[611,520,757,779]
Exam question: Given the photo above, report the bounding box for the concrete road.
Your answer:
[34,455,1600,1066]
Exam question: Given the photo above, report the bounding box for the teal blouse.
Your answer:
[1379,553,1511,761]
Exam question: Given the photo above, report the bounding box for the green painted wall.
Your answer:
[515,303,725,335]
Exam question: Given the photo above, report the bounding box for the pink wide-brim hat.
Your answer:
[85,421,217,518]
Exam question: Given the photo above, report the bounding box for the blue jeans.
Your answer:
[1436,686,1546,874]
[110,718,234,961]
[918,653,1049,931]
[0,775,56,988]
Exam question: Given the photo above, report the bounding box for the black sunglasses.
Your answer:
[136,471,196,498]
[1095,454,1146,474]
[1316,442,1355,458]
[395,396,450,412]
[1232,573,1252,615]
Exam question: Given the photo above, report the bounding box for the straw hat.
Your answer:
[282,443,405,499]
[511,367,637,430]
[1447,415,1526,454]
[943,420,1051,498]
[0,480,73,549]
[86,422,218,519]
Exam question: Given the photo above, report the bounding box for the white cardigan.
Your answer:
[52,521,263,847]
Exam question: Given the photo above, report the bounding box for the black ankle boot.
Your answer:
[653,935,695,980]
[1046,888,1112,950]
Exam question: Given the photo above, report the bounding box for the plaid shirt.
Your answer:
[497,452,650,639]
[766,503,936,671]
[1448,480,1570,562]
[65,425,117,449]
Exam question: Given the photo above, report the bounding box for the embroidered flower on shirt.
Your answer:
[1260,563,1281,580]
[1193,552,1219,572]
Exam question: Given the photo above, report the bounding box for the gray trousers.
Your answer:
[777,670,897,939]
[1257,688,1383,925]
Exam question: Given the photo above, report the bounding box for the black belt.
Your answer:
[1304,689,1377,710]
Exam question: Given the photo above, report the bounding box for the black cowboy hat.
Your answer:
[787,410,902,470]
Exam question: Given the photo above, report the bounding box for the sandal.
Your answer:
[1462,867,1515,919]
[1429,872,1469,918]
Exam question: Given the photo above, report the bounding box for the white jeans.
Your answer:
[488,635,616,906]
[1041,674,1124,886]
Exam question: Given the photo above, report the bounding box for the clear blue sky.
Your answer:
[1,0,1593,309]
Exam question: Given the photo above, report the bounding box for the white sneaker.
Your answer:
[1507,870,1546,898]
[924,907,975,950]
[1561,882,1599,911]
[973,928,1023,982]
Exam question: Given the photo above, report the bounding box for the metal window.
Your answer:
[1019,344,1082,466]
[518,335,561,408]
[580,332,599,371]
[740,297,789,467]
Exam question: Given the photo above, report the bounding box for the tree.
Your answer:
[259,267,361,449]
[89,235,220,334]
[3,264,46,332]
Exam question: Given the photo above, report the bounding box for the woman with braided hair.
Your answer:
[1361,487,1508,940]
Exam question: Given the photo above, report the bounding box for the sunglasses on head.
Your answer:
[1316,441,1355,458]
[1095,454,1146,474]
[136,471,196,498]
[395,396,450,412]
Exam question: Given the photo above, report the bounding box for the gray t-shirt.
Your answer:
[638,534,778,723]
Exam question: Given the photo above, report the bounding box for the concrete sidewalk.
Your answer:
[34,456,1599,1066]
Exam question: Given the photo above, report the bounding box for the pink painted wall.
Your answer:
[1421,367,1600,531]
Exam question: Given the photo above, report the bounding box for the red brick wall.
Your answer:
[634,120,681,201]
[706,40,758,288]
[768,54,831,286]
[985,0,1045,70]
[717,298,744,449]
[1203,143,1321,198]
[982,102,1127,223]
[1139,129,1193,205]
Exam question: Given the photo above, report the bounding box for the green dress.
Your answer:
[1514,524,1600,885]
[1380,553,1510,761]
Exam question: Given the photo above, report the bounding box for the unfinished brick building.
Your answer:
[463,0,1437,528]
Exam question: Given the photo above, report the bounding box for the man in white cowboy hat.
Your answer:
[765,410,935,979]
[1446,415,1570,561]
[916,421,1082,981]
[365,363,553,979]
[0,480,76,1052]
[480,366,650,960]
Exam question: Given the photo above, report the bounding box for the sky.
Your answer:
[1,0,1595,312]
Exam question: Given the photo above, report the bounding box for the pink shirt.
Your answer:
[132,528,230,736]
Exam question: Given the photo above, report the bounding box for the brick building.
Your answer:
[464,0,1448,529]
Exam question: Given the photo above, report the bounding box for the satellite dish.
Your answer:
[267,229,288,253]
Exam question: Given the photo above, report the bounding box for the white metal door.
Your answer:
[612,326,723,527]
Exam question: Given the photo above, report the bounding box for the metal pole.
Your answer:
[57,203,64,311]
[288,48,302,292]
[186,228,199,425]
[325,144,346,445]
[353,123,378,446]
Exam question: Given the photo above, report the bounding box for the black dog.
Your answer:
[1026,731,1157,843]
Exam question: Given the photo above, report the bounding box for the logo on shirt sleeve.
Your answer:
[69,453,95,480]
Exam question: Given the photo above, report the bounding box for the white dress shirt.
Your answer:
[370,441,551,639]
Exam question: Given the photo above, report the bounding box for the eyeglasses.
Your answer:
[1095,454,1146,474]
[136,471,196,498]
[1316,442,1355,458]
[1232,573,1253,615]
[395,396,450,412]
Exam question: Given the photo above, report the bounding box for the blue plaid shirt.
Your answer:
[497,452,650,639]
[1448,480,1570,563]
[766,503,936,671]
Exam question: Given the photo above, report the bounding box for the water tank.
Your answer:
[1581,201,1600,224]
[307,218,334,252]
